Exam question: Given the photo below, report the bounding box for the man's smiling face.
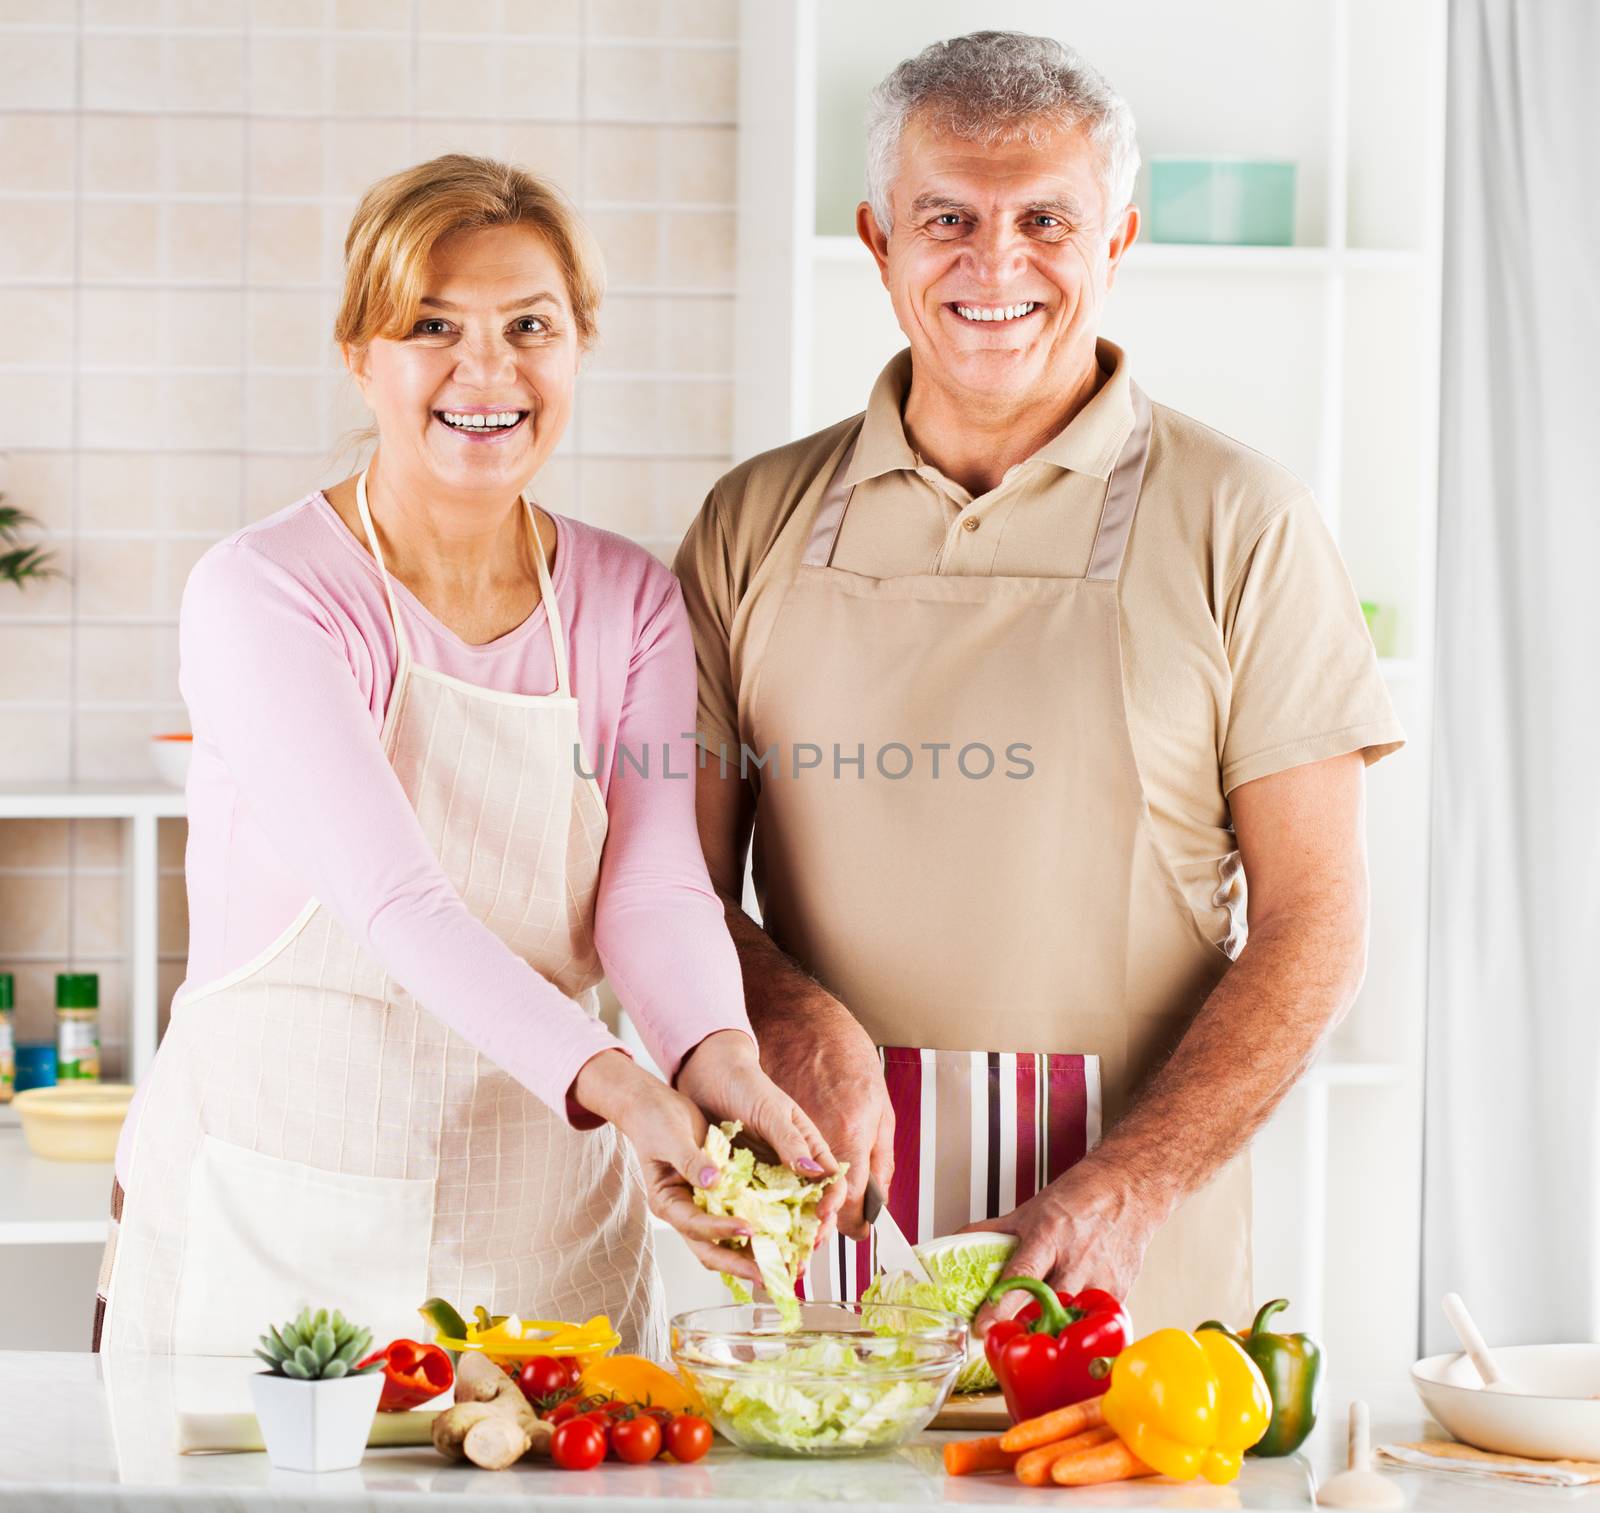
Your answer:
[860,115,1136,410]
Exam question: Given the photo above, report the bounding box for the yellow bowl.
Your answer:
[14,1084,134,1162]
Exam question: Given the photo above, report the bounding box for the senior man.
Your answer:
[674,32,1402,1328]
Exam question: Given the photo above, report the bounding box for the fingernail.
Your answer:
[796,1158,824,1175]
[736,1227,752,1238]
[698,1166,719,1187]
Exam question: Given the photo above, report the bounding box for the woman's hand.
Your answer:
[675,1030,841,1242]
[571,1048,764,1286]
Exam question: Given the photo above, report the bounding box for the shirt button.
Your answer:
[961,516,980,532]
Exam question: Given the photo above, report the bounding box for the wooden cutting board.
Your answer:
[931,1391,1011,1431]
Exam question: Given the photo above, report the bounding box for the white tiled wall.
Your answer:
[0,0,738,1062]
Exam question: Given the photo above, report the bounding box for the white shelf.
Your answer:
[810,234,1425,275]
[0,1127,113,1247]
[0,784,186,820]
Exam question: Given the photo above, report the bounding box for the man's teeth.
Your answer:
[440,410,522,430]
[955,302,1038,322]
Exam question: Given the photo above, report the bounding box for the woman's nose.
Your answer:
[452,337,519,389]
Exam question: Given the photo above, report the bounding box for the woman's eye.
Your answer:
[412,318,451,336]
[512,316,547,334]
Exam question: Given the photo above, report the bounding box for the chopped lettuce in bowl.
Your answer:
[860,1231,1018,1393]
[670,1301,965,1456]
[692,1120,844,1330]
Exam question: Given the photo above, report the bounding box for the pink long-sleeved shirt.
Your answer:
[124,492,748,1173]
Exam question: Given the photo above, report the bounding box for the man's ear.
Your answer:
[856,201,891,287]
[1105,203,1140,288]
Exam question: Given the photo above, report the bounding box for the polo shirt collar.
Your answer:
[843,338,1137,488]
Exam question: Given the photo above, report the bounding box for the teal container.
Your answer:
[1148,157,1297,246]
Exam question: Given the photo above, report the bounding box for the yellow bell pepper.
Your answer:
[1101,1327,1272,1485]
[579,1354,703,1415]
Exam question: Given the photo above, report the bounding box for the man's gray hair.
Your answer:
[864,31,1140,235]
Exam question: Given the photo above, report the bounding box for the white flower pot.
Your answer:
[248,1370,383,1473]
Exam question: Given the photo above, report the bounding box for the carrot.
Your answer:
[1013,1424,1118,1486]
[943,1434,1018,1476]
[1050,1437,1156,1486]
[998,1394,1107,1453]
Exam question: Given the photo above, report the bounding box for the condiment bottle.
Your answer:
[0,973,14,1103]
[56,973,100,1082]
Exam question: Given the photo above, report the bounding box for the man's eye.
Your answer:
[935,214,963,226]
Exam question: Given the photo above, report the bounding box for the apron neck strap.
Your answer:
[802,382,1154,580]
[356,470,572,696]
[523,494,570,697]
[801,432,861,568]
[355,468,413,665]
[1085,382,1153,583]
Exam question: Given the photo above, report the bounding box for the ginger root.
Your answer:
[430,1350,552,1470]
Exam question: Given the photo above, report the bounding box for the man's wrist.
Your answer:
[1063,1143,1180,1233]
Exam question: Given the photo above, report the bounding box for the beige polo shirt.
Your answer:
[674,340,1404,954]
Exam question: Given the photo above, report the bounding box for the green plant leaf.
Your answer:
[322,1359,349,1379]
[283,1358,310,1380]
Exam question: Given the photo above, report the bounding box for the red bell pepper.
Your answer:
[357,1338,454,1412]
[982,1277,1132,1424]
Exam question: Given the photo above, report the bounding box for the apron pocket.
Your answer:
[174,1135,434,1357]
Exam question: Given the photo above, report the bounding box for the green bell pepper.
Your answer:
[1197,1298,1323,1457]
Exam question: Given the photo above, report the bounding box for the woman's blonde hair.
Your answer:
[335,154,604,351]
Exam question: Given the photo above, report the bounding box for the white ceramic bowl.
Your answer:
[149,733,192,788]
[1413,1345,1600,1460]
[15,1084,134,1162]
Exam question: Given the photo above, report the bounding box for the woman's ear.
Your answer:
[341,341,369,393]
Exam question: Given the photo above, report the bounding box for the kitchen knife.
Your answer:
[864,1175,932,1284]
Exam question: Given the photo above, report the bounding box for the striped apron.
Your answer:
[752,384,1253,1330]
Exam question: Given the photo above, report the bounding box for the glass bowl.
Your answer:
[669,1301,966,1457]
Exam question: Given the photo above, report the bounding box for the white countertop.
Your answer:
[0,1351,1588,1511]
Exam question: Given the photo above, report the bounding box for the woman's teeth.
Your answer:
[954,302,1038,322]
[438,410,524,431]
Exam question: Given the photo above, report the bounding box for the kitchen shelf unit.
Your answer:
[0,785,183,1087]
[736,0,1445,1378]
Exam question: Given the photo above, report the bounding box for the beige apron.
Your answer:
[749,386,1251,1330]
[101,472,662,1358]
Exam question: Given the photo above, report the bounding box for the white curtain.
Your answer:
[1423,0,1600,1352]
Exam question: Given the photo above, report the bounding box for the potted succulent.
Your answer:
[250,1306,384,1472]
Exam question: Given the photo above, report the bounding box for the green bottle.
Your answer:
[56,973,100,1082]
[0,973,14,1103]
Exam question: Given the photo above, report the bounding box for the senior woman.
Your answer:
[95,155,832,1359]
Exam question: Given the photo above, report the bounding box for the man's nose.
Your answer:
[963,223,1029,283]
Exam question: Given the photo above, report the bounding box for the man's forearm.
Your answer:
[1085,910,1367,1224]
[717,892,839,1034]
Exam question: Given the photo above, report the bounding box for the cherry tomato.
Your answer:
[641,1404,674,1431]
[517,1355,574,1403]
[611,1414,662,1464]
[546,1398,581,1425]
[551,1417,607,1472]
[665,1414,713,1463]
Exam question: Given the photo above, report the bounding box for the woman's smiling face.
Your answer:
[347,222,579,497]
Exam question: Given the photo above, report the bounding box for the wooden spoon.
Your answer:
[1317,1401,1405,1509]
[1442,1292,1527,1394]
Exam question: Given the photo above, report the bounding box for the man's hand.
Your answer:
[754,996,895,1242]
[964,1155,1163,1334]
